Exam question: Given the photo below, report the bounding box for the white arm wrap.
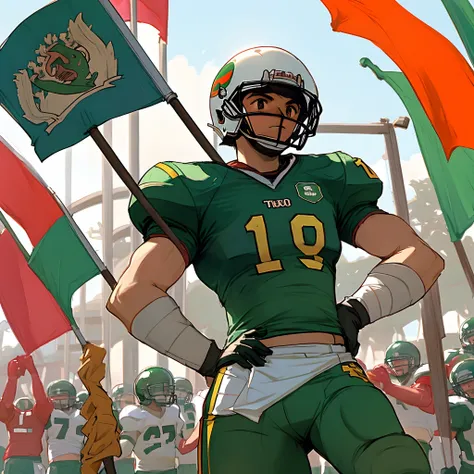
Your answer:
[130,296,213,371]
[118,438,135,459]
[350,262,426,323]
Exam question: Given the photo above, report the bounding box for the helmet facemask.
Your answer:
[175,389,192,405]
[221,81,321,154]
[50,394,76,411]
[453,375,474,400]
[144,382,176,407]
[461,330,474,354]
[385,356,414,383]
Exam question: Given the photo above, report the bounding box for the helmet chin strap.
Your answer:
[240,130,289,157]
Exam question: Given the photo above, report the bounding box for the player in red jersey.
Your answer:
[0,355,53,473]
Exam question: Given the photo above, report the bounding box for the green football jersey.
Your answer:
[129,152,384,344]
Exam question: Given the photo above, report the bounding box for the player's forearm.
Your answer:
[117,438,134,459]
[30,372,49,404]
[178,425,199,454]
[1,377,18,407]
[384,384,434,413]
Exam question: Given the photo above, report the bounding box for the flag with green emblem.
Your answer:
[0,0,167,160]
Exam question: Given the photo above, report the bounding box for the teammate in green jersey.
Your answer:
[107,46,444,474]
[441,359,474,474]
[446,318,474,375]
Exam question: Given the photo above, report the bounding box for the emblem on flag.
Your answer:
[14,13,122,134]
[295,182,323,204]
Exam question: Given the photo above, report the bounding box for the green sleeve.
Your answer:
[128,162,200,262]
[335,151,385,246]
[450,402,474,432]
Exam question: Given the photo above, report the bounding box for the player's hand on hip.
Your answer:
[216,329,273,373]
[336,299,370,356]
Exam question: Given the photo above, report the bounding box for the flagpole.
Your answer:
[102,121,114,393]
[382,117,454,468]
[124,0,140,387]
[158,36,171,370]
[453,241,474,296]
[64,148,72,382]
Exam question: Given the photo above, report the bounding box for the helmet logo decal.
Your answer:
[211,62,235,98]
[262,69,304,88]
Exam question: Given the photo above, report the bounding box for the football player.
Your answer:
[118,367,190,473]
[75,391,88,410]
[0,355,52,474]
[445,319,474,374]
[440,359,474,474]
[44,380,85,474]
[367,342,437,458]
[107,46,444,474]
[104,384,136,474]
[174,378,196,474]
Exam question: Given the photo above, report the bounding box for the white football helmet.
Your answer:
[209,46,322,152]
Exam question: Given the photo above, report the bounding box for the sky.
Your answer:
[0,0,472,339]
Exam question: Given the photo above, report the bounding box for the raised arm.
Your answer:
[0,357,23,422]
[23,355,53,422]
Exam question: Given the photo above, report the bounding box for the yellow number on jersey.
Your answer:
[245,214,325,274]
[353,158,378,179]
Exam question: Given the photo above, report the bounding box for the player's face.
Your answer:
[176,390,190,403]
[118,394,135,409]
[241,92,301,143]
[390,359,410,376]
[461,380,474,398]
[51,394,73,411]
[467,335,474,345]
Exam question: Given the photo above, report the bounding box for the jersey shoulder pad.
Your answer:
[445,348,461,363]
[119,405,145,432]
[409,364,430,384]
[167,404,181,418]
[138,161,225,191]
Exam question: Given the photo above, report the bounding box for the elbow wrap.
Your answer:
[130,296,220,373]
[349,262,426,323]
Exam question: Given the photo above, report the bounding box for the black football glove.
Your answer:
[198,329,273,377]
[336,299,370,357]
[440,467,457,474]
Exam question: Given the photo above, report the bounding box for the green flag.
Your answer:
[441,0,474,67]
[0,0,170,160]
[361,58,474,242]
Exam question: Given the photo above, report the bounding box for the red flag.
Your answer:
[0,138,63,246]
[110,0,169,43]
[320,0,474,160]
[0,230,71,355]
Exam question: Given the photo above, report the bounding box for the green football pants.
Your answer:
[135,469,177,474]
[178,465,197,474]
[4,456,43,474]
[47,460,81,474]
[199,362,430,474]
[460,461,474,474]
[99,458,135,474]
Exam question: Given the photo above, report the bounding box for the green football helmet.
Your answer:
[47,380,77,411]
[14,397,34,411]
[450,359,474,399]
[111,384,136,411]
[76,391,88,409]
[134,367,176,407]
[384,341,421,383]
[460,318,474,354]
[174,377,193,404]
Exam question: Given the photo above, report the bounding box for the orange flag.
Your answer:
[320,0,474,160]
